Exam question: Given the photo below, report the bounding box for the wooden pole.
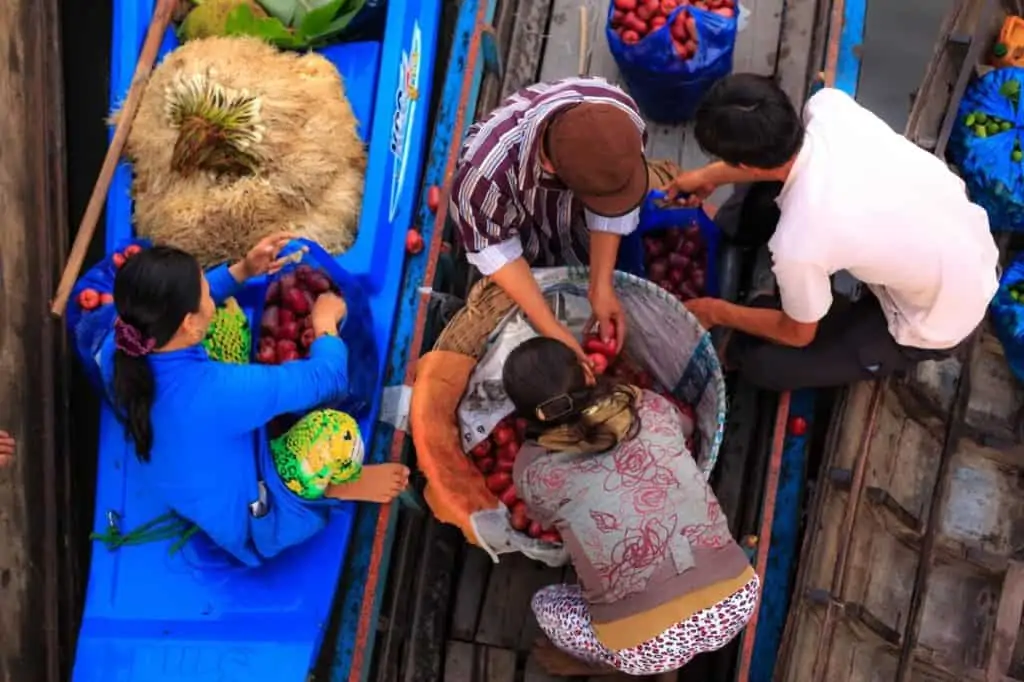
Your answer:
[49,0,177,318]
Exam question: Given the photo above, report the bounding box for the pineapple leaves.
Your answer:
[229,0,365,49]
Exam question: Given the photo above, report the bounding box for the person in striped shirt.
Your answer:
[448,77,649,361]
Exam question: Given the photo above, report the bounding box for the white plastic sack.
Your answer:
[459,267,727,567]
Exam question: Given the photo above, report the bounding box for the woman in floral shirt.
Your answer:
[503,338,759,676]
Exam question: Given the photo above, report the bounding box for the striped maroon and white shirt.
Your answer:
[449,77,647,275]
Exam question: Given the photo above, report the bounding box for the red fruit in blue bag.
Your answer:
[266,280,281,302]
[279,320,300,342]
[276,339,300,363]
[306,272,332,294]
[77,288,101,311]
[257,337,277,364]
[282,287,310,315]
[260,305,280,335]
[278,272,297,293]
[300,327,317,349]
[613,0,637,10]
[650,15,667,30]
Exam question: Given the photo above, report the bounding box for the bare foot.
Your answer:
[532,637,618,677]
[326,463,409,503]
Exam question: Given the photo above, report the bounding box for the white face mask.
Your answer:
[584,206,641,235]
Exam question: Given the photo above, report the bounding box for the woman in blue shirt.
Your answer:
[104,235,408,564]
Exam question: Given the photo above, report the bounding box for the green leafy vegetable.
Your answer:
[223,0,367,49]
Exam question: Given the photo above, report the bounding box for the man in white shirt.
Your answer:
[665,74,1000,391]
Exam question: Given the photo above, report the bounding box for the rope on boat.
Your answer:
[91,510,199,555]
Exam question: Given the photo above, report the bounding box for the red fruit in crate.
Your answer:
[300,328,317,349]
[295,264,314,283]
[691,269,706,292]
[510,503,530,531]
[123,244,142,258]
[485,472,512,494]
[477,457,496,474]
[99,293,115,306]
[539,531,562,545]
[667,251,690,269]
[282,287,310,315]
[588,353,609,375]
[492,423,516,446]
[406,229,424,255]
[515,418,528,438]
[528,521,544,539]
[644,236,665,258]
[470,441,492,458]
[112,253,126,269]
[256,338,278,364]
[499,485,519,507]
[278,272,297,292]
[306,272,332,294]
[77,288,101,311]
[496,458,515,473]
[788,416,808,437]
[279,308,295,327]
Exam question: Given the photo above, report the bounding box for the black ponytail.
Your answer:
[502,337,641,450]
[111,246,203,461]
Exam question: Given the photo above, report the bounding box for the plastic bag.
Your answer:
[949,67,1024,232]
[607,3,738,123]
[617,189,722,298]
[66,239,151,395]
[990,254,1024,381]
[249,239,378,418]
[456,267,727,566]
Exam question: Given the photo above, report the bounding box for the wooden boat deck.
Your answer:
[776,2,1024,680]
[367,0,823,680]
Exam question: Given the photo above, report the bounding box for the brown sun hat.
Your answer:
[545,103,648,217]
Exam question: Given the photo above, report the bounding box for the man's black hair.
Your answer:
[694,74,804,169]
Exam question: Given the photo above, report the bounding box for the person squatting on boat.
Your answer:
[502,337,758,676]
[104,234,408,565]
[665,74,1000,391]
[449,76,665,362]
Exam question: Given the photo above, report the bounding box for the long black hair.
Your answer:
[502,337,640,452]
[112,246,203,461]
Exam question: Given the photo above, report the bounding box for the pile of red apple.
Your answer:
[643,222,709,302]
[610,0,736,52]
[468,417,564,545]
[76,244,145,311]
[256,264,337,365]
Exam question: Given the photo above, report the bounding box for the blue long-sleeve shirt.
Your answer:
[99,264,350,565]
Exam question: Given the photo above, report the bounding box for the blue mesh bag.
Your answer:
[991,255,1024,382]
[949,67,1024,232]
[607,5,737,123]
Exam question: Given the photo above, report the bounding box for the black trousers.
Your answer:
[727,294,957,392]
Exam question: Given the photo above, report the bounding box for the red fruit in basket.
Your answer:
[510,503,530,531]
[477,457,496,474]
[300,327,317,349]
[276,339,300,362]
[644,236,665,258]
[667,251,690,269]
[647,259,668,282]
[588,353,609,376]
[282,287,310,315]
[788,416,808,437]
[496,458,515,474]
[539,531,562,545]
[492,423,516,446]
[485,472,512,493]
[123,244,142,258]
[680,240,698,257]
[499,485,519,507]
[261,305,280,335]
[528,521,544,539]
[470,441,492,458]
[683,222,701,240]
[497,441,519,462]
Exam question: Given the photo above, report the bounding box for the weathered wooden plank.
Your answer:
[443,640,478,682]
[372,511,427,682]
[500,0,555,98]
[484,647,518,682]
[1,0,69,679]
[523,652,565,682]
[476,0,520,117]
[733,0,784,75]
[476,553,563,650]
[450,545,494,642]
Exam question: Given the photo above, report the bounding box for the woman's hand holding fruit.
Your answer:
[231,231,297,282]
[311,292,347,336]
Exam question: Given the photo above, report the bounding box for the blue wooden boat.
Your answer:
[71,0,441,679]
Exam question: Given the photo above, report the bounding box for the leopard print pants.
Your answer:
[531,576,760,676]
